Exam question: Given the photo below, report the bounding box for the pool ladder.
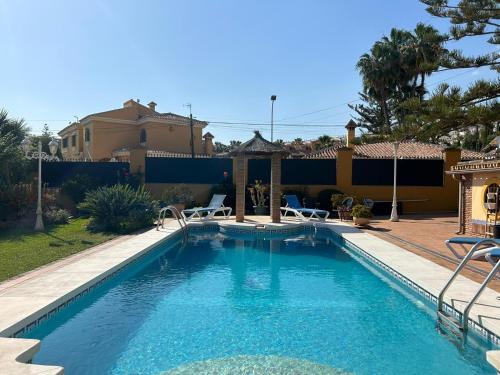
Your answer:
[156,205,188,240]
[437,238,500,338]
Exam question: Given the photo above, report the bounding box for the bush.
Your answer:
[44,208,70,224]
[161,184,194,206]
[78,185,158,233]
[351,204,372,218]
[61,174,99,204]
[317,189,342,211]
[0,184,35,220]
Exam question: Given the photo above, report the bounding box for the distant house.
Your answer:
[58,99,214,161]
[304,120,483,162]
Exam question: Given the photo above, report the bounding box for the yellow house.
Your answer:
[450,141,500,236]
[58,99,213,161]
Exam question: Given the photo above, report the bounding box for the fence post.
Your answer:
[336,147,354,194]
[129,149,147,182]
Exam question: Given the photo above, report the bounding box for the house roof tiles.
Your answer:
[304,142,483,161]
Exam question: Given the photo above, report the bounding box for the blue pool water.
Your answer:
[25,228,496,374]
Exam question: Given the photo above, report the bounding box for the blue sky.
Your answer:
[0,0,496,143]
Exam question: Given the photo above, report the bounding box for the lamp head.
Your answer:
[48,138,59,156]
[270,95,277,101]
[21,138,31,155]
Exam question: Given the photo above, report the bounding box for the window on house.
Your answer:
[71,134,76,147]
[140,129,147,145]
[62,137,68,148]
[84,128,90,143]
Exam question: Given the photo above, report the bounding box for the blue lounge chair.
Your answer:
[182,194,232,221]
[446,237,500,266]
[280,195,330,221]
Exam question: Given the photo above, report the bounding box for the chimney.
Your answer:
[345,120,357,147]
[203,132,214,155]
[148,101,157,111]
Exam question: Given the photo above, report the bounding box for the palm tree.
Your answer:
[0,109,29,186]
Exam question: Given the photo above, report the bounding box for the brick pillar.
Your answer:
[129,149,146,184]
[235,155,245,222]
[463,174,473,234]
[270,154,281,223]
[336,147,353,194]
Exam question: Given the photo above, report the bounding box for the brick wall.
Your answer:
[464,175,473,234]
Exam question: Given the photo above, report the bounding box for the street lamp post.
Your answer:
[390,141,399,222]
[21,138,59,231]
[270,95,277,142]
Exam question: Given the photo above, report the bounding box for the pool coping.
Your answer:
[1,218,500,373]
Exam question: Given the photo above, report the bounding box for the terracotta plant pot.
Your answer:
[172,203,186,217]
[353,217,370,226]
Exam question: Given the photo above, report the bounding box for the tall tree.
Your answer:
[351,23,445,135]
[421,0,499,72]
[0,109,30,187]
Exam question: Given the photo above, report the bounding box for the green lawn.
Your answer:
[0,218,117,282]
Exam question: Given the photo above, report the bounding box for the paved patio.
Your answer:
[364,213,500,291]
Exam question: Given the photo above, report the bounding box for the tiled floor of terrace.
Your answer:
[364,213,500,292]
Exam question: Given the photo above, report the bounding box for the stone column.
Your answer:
[336,147,353,194]
[235,155,245,222]
[270,153,281,223]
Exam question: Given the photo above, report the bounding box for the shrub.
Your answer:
[317,189,342,211]
[351,204,372,218]
[161,185,194,206]
[0,184,35,220]
[78,185,158,233]
[61,174,99,204]
[44,208,70,224]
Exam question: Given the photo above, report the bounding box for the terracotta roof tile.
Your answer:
[305,142,483,161]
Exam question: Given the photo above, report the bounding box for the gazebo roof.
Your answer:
[230,130,289,157]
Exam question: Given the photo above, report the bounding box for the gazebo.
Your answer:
[230,131,289,223]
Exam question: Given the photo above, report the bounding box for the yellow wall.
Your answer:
[471,171,500,224]
[141,122,203,154]
[146,183,214,205]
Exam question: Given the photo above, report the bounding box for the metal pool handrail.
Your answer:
[157,206,187,237]
[438,238,500,333]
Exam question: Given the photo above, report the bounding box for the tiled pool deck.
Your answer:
[1,216,500,374]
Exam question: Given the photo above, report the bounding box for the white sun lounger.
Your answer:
[182,194,232,221]
[280,195,330,221]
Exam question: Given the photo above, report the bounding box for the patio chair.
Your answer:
[181,194,232,221]
[445,237,500,266]
[363,198,374,210]
[280,195,330,221]
[333,197,354,221]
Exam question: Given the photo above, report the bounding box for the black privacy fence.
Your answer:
[145,158,233,184]
[42,162,130,187]
[352,159,444,186]
[248,159,337,185]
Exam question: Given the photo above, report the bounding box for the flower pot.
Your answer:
[353,217,370,226]
[253,206,269,216]
[172,203,185,217]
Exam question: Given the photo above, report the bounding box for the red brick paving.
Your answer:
[362,214,500,292]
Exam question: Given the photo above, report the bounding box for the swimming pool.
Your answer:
[25,227,496,374]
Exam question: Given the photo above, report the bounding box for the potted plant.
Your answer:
[351,204,372,226]
[161,184,194,212]
[248,180,269,215]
